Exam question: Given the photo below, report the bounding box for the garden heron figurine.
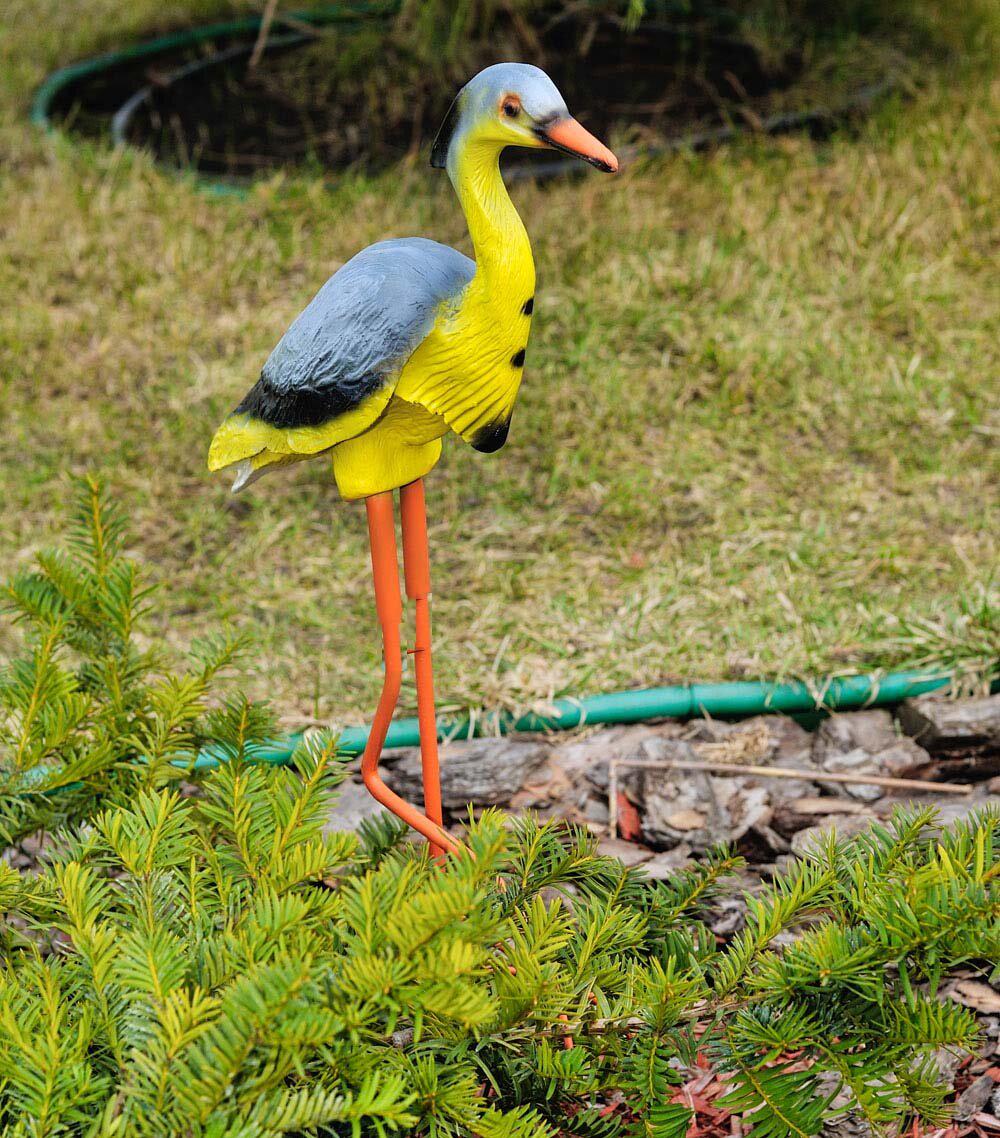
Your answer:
[209,63,618,856]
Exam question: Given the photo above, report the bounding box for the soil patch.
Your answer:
[48,9,829,179]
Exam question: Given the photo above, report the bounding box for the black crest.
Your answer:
[430,92,463,169]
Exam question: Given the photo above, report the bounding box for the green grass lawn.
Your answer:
[1,2,997,727]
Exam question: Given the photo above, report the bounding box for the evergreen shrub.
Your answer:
[1,482,997,1135]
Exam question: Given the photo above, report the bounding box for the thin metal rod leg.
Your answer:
[400,478,445,860]
[360,492,459,856]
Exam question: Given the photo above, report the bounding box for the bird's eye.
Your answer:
[502,99,520,119]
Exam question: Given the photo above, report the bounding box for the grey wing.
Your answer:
[233,238,475,432]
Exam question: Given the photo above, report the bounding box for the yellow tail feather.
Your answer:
[208,415,270,471]
[207,388,395,474]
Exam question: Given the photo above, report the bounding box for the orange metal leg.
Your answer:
[400,479,445,860]
[360,492,460,856]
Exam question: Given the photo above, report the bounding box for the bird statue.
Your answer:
[209,63,618,857]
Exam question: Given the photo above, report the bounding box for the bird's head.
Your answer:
[430,62,618,175]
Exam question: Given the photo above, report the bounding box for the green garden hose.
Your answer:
[189,669,957,769]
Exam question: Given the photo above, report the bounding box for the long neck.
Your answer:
[448,135,534,288]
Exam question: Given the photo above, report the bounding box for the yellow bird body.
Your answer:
[336,198,535,497]
[208,138,536,500]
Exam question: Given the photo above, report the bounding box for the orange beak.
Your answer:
[535,116,618,173]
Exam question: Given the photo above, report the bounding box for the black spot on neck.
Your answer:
[522,297,534,315]
[471,417,510,453]
[510,348,526,368]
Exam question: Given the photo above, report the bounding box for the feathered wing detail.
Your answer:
[396,354,522,453]
[208,238,475,482]
[393,284,529,454]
